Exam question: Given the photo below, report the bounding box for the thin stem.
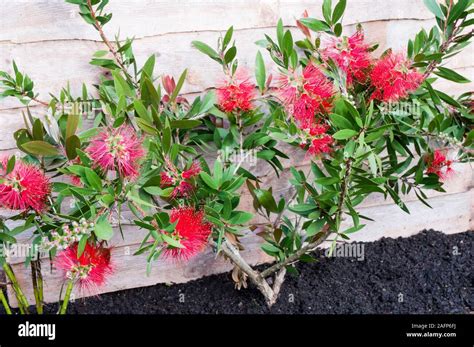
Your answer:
[31,259,44,314]
[260,227,328,278]
[261,158,354,278]
[59,280,74,314]
[2,262,29,314]
[211,239,275,304]
[21,93,49,107]
[0,287,12,314]
[423,14,463,79]
[86,0,138,88]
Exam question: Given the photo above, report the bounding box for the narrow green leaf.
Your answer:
[333,129,358,140]
[192,41,220,60]
[94,216,114,241]
[423,0,445,19]
[434,67,470,83]
[169,69,187,103]
[21,141,59,156]
[255,51,266,92]
[66,114,80,139]
[332,0,347,23]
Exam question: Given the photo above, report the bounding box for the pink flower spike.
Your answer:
[278,63,334,129]
[163,207,212,260]
[370,52,423,102]
[0,157,50,212]
[55,242,113,292]
[216,69,256,113]
[181,162,201,179]
[86,125,145,179]
[307,134,334,157]
[321,30,372,85]
[426,150,455,181]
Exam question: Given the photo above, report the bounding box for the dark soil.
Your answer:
[5,230,474,314]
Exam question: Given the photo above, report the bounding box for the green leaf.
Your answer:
[447,0,470,25]
[142,54,155,77]
[136,118,157,135]
[133,99,152,123]
[333,129,358,140]
[66,114,80,139]
[228,211,254,225]
[329,113,354,129]
[32,118,44,141]
[299,18,330,32]
[332,0,347,23]
[162,233,184,248]
[223,26,234,49]
[21,141,59,156]
[434,67,470,83]
[224,46,237,64]
[315,177,340,185]
[192,41,220,60]
[94,216,114,241]
[77,234,89,257]
[84,167,102,191]
[169,69,187,103]
[261,243,281,255]
[6,156,15,175]
[306,219,326,236]
[423,0,445,19]
[170,119,201,129]
[282,30,293,56]
[255,51,266,92]
[254,189,278,213]
[200,172,218,190]
[112,70,133,98]
[289,204,316,213]
[322,0,333,24]
[0,233,16,244]
[65,135,81,160]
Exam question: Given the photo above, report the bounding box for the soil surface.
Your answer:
[4,230,474,314]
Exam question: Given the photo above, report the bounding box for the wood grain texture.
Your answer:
[0,0,434,44]
[1,0,473,308]
[6,233,274,307]
[6,188,472,306]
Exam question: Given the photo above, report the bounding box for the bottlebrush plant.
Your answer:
[0,0,472,313]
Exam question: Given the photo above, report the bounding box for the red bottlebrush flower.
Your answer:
[370,52,423,102]
[160,172,175,187]
[216,70,256,113]
[426,150,454,180]
[321,31,372,85]
[164,207,212,260]
[0,157,50,212]
[173,181,195,197]
[308,123,330,136]
[86,125,145,179]
[278,63,334,129]
[160,162,200,198]
[181,162,201,179]
[307,134,334,157]
[55,242,113,291]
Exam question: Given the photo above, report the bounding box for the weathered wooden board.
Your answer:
[6,232,273,307]
[4,162,472,255]
[6,187,473,307]
[1,19,472,111]
[0,0,435,44]
[1,0,473,309]
[4,162,473,306]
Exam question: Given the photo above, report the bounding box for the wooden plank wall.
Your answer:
[1,1,473,306]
